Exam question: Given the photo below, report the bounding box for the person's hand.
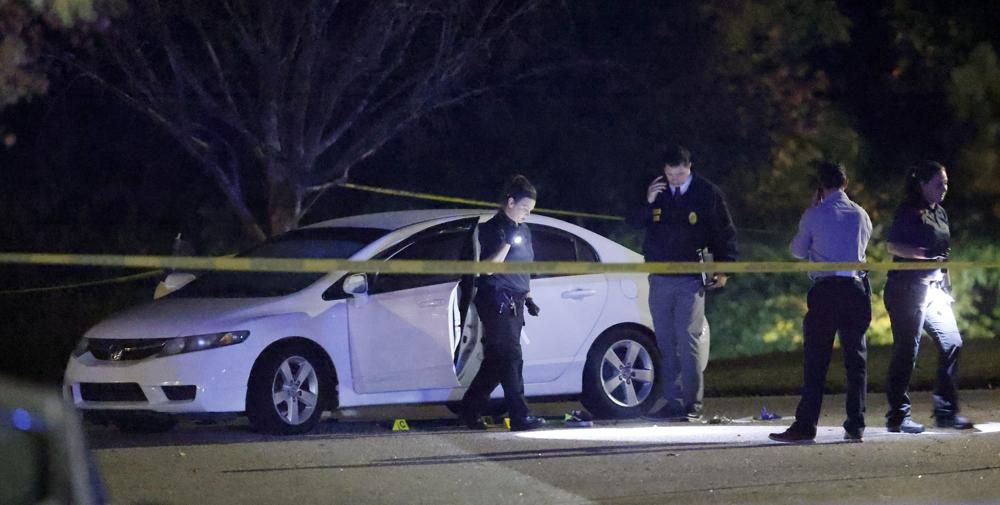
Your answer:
[915,247,945,261]
[812,187,824,207]
[507,230,524,246]
[706,273,728,290]
[647,176,668,204]
[525,297,540,317]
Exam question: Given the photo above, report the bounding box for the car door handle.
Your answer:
[418,298,446,308]
[561,289,597,300]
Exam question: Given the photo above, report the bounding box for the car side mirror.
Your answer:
[342,273,368,296]
[154,272,197,300]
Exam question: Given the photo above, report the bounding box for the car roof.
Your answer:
[302,209,492,231]
[301,208,642,263]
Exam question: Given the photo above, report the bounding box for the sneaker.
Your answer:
[510,415,546,431]
[563,410,594,428]
[935,415,974,430]
[769,427,815,444]
[843,428,864,442]
[886,417,925,434]
[662,407,703,423]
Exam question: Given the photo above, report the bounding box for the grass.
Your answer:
[705,337,1000,397]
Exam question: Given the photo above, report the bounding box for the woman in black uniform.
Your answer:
[884,161,974,433]
[459,175,546,431]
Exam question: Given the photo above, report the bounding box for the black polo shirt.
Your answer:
[886,200,950,283]
[478,211,533,296]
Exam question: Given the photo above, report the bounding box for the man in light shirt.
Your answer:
[770,161,873,443]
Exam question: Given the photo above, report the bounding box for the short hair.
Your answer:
[501,174,537,204]
[660,145,691,167]
[816,161,847,189]
[905,160,946,204]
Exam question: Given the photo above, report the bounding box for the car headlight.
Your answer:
[71,337,90,358]
[157,331,250,357]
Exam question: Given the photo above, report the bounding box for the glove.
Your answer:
[525,297,540,317]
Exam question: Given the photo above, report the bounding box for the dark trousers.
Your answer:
[648,275,707,415]
[884,278,963,423]
[792,277,870,435]
[461,289,531,420]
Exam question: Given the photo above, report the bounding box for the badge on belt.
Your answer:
[652,208,661,223]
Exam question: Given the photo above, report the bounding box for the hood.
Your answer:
[84,297,295,340]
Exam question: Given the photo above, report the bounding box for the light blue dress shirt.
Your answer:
[789,189,872,279]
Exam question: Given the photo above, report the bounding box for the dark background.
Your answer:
[2,0,998,384]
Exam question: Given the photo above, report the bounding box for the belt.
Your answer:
[813,274,861,284]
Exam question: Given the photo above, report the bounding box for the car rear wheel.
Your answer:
[581,328,660,419]
[247,345,328,435]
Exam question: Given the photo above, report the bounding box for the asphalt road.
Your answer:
[90,390,1000,505]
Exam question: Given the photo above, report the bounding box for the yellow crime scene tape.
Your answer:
[0,270,164,295]
[3,183,997,293]
[337,182,624,221]
[1,252,998,276]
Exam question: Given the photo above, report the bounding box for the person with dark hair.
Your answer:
[458,174,546,431]
[626,144,738,421]
[770,161,873,443]
[883,161,974,433]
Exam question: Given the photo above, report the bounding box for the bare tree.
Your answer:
[71,0,561,241]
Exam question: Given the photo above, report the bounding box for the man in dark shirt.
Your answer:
[459,175,546,432]
[626,145,738,420]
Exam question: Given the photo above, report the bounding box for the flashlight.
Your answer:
[512,234,524,245]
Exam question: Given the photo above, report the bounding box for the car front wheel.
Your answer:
[581,328,660,419]
[247,345,328,435]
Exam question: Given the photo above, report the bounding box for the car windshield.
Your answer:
[171,227,389,298]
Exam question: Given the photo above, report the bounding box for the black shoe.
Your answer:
[935,415,974,430]
[460,411,487,431]
[510,415,546,431]
[563,410,594,428]
[769,427,815,444]
[887,417,925,434]
[843,428,864,442]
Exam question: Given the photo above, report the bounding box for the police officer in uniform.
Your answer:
[884,161,974,433]
[770,162,872,443]
[626,145,738,421]
[459,175,546,431]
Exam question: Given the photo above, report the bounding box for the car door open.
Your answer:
[346,218,480,394]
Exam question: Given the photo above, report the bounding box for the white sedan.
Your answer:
[64,209,660,434]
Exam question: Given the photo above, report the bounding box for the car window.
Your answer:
[370,227,470,293]
[575,237,599,262]
[529,224,600,277]
[171,227,388,298]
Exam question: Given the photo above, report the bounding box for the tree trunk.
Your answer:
[265,160,301,236]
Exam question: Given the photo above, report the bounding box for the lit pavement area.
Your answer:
[90,390,1000,505]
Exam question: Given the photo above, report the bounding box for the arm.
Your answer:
[789,211,812,260]
[482,243,512,263]
[624,177,667,229]
[886,242,941,260]
[709,189,739,262]
[707,189,738,288]
[885,205,943,260]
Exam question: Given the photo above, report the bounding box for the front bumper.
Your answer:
[63,348,251,414]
